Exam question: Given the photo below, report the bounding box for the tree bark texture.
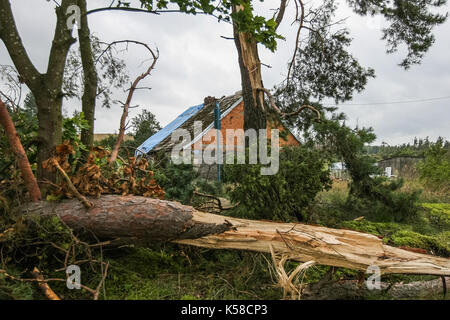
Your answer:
[77,0,98,156]
[0,98,41,202]
[232,4,266,132]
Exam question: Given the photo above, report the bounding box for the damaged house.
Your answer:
[136,92,300,180]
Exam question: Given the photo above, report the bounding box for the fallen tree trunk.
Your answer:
[22,195,450,276]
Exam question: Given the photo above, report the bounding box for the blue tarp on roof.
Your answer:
[135,103,204,155]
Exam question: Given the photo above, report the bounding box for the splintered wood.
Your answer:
[23,195,449,276]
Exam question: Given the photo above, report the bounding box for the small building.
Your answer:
[376,156,424,179]
[93,133,134,142]
[136,92,300,180]
[330,162,349,180]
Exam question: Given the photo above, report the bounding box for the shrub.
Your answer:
[154,162,197,204]
[418,138,450,191]
[224,146,332,222]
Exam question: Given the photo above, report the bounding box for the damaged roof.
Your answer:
[136,92,243,155]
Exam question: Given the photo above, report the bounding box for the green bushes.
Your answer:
[154,161,197,204]
[418,138,450,192]
[224,146,332,222]
[345,178,421,222]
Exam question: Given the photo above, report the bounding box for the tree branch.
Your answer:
[287,0,305,81]
[0,98,41,202]
[274,0,288,31]
[0,0,42,91]
[45,0,77,86]
[256,87,321,121]
[108,41,159,163]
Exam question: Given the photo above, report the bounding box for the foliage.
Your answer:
[366,137,450,160]
[61,111,90,167]
[124,0,447,64]
[63,35,130,109]
[153,160,197,204]
[130,109,161,147]
[418,137,450,191]
[347,0,448,68]
[275,0,375,120]
[42,143,165,199]
[135,0,283,51]
[313,118,420,222]
[62,112,89,143]
[224,146,332,222]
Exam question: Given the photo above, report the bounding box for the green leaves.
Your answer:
[131,109,162,147]
[418,138,450,191]
[224,146,332,222]
[131,0,283,51]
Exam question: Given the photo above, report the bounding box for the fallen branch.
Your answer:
[0,98,41,202]
[30,267,61,300]
[22,195,450,276]
[193,191,239,212]
[51,158,92,209]
[93,262,109,300]
[0,267,103,300]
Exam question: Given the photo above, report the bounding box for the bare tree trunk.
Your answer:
[77,0,98,156]
[23,195,450,276]
[232,4,266,132]
[0,98,41,202]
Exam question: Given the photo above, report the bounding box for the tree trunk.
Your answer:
[0,0,76,185]
[232,4,266,132]
[34,90,63,184]
[77,0,98,156]
[22,195,450,277]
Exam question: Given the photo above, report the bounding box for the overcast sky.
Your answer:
[1,0,449,145]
